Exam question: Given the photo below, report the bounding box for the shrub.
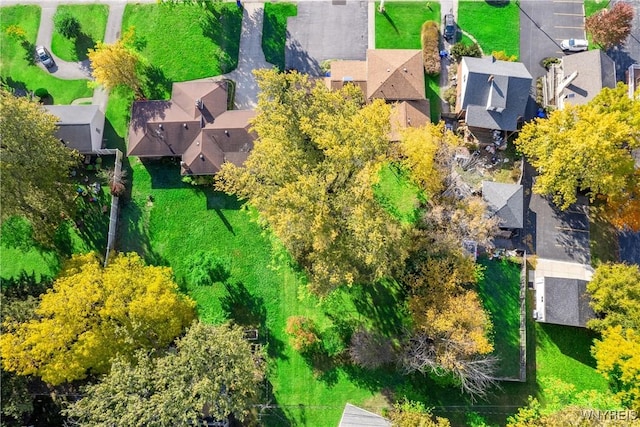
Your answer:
[450,42,481,62]
[491,50,517,62]
[349,328,395,369]
[444,86,457,108]
[54,12,81,39]
[5,25,26,40]
[421,20,441,75]
[285,316,320,353]
[541,57,560,69]
[34,88,49,99]
[182,251,230,287]
[321,326,346,357]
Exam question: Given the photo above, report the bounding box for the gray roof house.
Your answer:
[455,56,532,132]
[534,276,595,328]
[44,105,105,154]
[545,49,616,109]
[338,404,391,427]
[628,63,640,99]
[482,181,524,229]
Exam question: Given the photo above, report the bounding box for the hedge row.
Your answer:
[421,20,440,75]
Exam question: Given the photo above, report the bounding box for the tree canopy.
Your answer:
[216,69,408,294]
[65,322,265,426]
[586,2,635,50]
[88,27,143,97]
[0,252,195,385]
[515,84,640,226]
[587,263,640,333]
[0,89,81,245]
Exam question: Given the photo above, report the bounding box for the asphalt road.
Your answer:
[285,1,368,76]
[519,0,586,81]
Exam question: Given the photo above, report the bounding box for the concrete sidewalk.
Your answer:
[534,258,594,282]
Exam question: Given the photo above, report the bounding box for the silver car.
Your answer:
[36,45,55,68]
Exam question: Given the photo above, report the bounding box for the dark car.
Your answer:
[444,14,456,41]
[36,45,55,68]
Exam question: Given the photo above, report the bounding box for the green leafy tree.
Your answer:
[450,42,482,62]
[0,89,81,245]
[54,11,81,39]
[65,322,265,426]
[1,252,196,385]
[515,84,640,215]
[216,69,408,294]
[587,263,640,332]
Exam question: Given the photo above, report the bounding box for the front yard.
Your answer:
[375,1,441,49]
[457,1,520,58]
[50,4,108,62]
[0,5,92,104]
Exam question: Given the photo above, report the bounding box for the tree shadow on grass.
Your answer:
[350,280,407,337]
[141,64,172,100]
[258,380,293,426]
[381,10,399,35]
[537,323,599,368]
[200,4,243,73]
[221,281,288,360]
[74,32,96,61]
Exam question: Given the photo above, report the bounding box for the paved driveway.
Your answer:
[285,1,368,76]
[520,0,586,81]
[526,168,591,264]
[607,0,640,81]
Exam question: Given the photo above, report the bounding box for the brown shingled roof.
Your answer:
[366,49,425,101]
[389,100,431,141]
[326,60,368,93]
[128,81,255,175]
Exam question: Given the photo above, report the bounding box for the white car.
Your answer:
[560,38,588,52]
[35,45,55,68]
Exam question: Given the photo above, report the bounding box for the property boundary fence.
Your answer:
[518,251,528,382]
[97,148,123,267]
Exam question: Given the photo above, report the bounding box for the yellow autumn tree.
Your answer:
[515,84,640,219]
[216,69,408,295]
[592,326,640,411]
[0,252,195,385]
[88,27,143,97]
[400,122,459,196]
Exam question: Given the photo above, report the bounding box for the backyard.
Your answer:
[50,4,108,62]
[373,162,424,225]
[457,1,520,58]
[0,5,92,104]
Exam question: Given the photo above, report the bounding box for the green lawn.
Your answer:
[535,323,609,398]
[457,1,520,59]
[262,3,297,71]
[0,5,92,104]
[0,246,59,281]
[51,4,108,62]
[478,258,522,379]
[584,0,609,17]
[122,2,242,99]
[374,163,423,225]
[425,73,441,123]
[375,1,441,49]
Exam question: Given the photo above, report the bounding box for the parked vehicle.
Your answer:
[35,45,55,68]
[444,14,456,41]
[560,39,588,52]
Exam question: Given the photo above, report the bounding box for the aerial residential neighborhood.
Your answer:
[1,0,639,426]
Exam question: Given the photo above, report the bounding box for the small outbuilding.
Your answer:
[44,105,105,154]
[338,403,391,427]
[482,181,524,230]
[534,276,595,328]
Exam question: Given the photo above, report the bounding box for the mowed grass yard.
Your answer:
[375,1,441,49]
[0,5,92,104]
[50,4,108,62]
[122,2,242,98]
[458,1,520,59]
[374,163,424,225]
[477,258,522,379]
[262,3,297,71]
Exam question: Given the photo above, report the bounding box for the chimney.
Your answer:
[195,98,203,109]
